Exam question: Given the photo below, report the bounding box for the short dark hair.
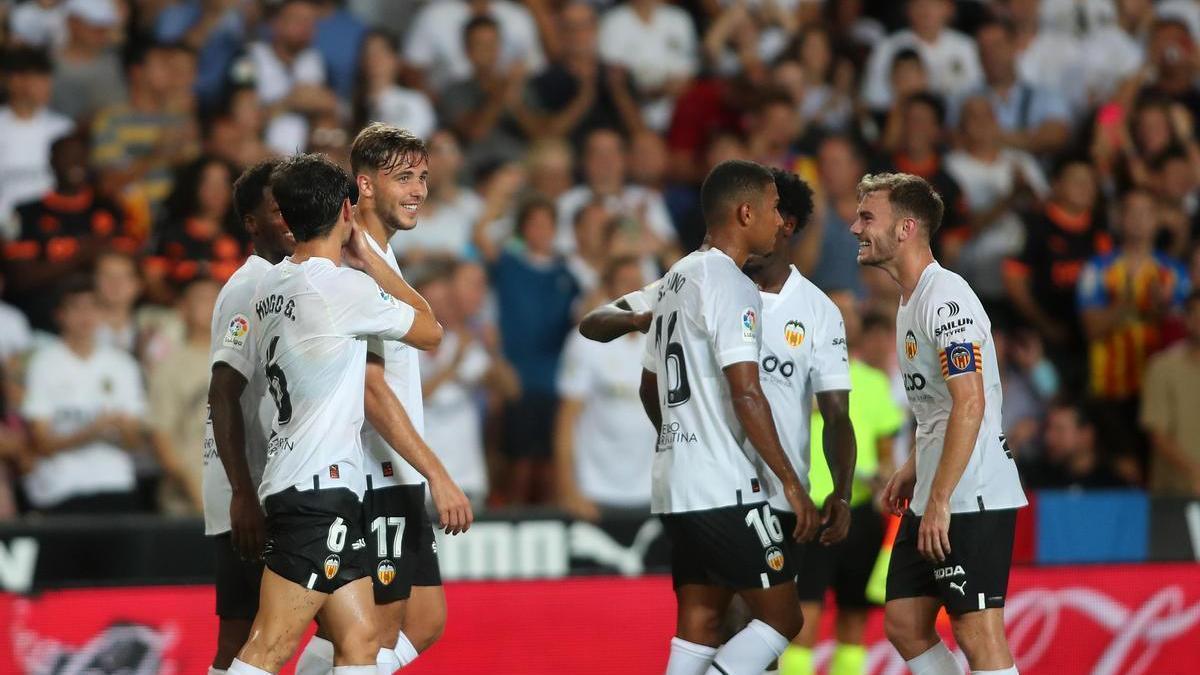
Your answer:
[905,91,946,125]
[515,196,557,238]
[1050,155,1093,181]
[3,47,52,75]
[891,48,923,73]
[701,160,775,227]
[463,15,500,42]
[351,122,428,176]
[270,154,354,242]
[122,40,187,72]
[975,16,1017,39]
[1048,398,1093,429]
[771,169,815,231]
[856,172,945,237]
[55,275,96,310]
[234,159,281,223]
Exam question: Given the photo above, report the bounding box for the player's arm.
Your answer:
[921,371,985,562]
[638,368,661,430]
[208,363,265,558]
[815,389,855,544]
[346,226,443,350]
[364,353,472,535]
[578,298,653,343]
[725,362,819,542]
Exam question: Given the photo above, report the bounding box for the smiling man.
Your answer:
[850,173,1026,675]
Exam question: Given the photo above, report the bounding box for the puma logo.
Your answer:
[569,519,663,576]
[950,581,966,596]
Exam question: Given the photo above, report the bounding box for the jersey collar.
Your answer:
[363,229,401,274]
[902,261,941,308]
[760,266,803,310]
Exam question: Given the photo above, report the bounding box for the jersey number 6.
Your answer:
[265,336,293,424]
[654,311,691,407]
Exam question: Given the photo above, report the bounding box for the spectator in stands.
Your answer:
[91,41,198,229]
[153,0,247,107]
[93,250,142,354]
[598,0,699,131]
[22,276,148,514]
[243,0,337,155]
[790,27,855,134]
[312,0,367,100]
[1140,19,1200,122]
[201,84,275,171]
[391,130,481,261]
[439,16,535,175]
[861,0,982,112]
[50,0,127,122]
[354,30,436,141]
[1004,0,1089,115]
[526,1,642,146]
[555,255,653,521]
[7,133,133,331]
[945,95,1049,320]
[873,49,931,152]
[0,272,33,369]
[702,0,798,84]
[1146,148,1199,259]
[404,0,546,94]
[0,46,73,238]
[1022,400,1129,489]
[1078,188,1191,478]
[8,0,68,48]
[144,155,247,303]
[525,137,575,203]
[1142,290,1200,496]
[798,135,867,302]
[971,17,1071,157]
[745,92,802,171]
[148,277,219,515]
[1004,158,1111,389]
[998,327,1059,458]
[473,195,580,505]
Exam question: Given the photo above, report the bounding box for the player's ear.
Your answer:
[341,198,352,224]
[738,201,752,226]
[356,173,373,200]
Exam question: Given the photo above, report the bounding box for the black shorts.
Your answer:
[663,503,796,591]
[789,503,885,608]
[362,481,442,603]
[213,533,264,619]
[262,486,369,594]
[886,508,1017,615]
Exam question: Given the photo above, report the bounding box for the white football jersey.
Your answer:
[895,262,1026,515]
[202,255,276,535]
[641,249,766,514]
[749,267,852,513]
[360,234,425,487]
[252,257,416,502]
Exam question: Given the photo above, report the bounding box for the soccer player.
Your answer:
[294,124,473,675]
[851,173,1026,675]
[225,154,442,675]
[205,159,292,675]
[640,160,818,675]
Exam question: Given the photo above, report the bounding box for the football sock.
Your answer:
[831,643,867,675]
[777,644,813,675]
[295,636,334,675]
[331,668,376,675]
[227,660,271,675]
[971,668,1018,675]
[393,630,420,666]
[666,636,718,675]
[376,647,401,675]
[208,669,228,675]
[706,619,789,675]
[905,641,960,675]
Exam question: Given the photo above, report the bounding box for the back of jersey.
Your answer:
[642,249,766,514]
[252,258,416,503]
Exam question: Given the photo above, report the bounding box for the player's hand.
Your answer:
[879,462,916,516]
[917,500,951,563]
[819,496,851,545]
[785,484,820,543]
[429,474,473,536]
[229,490,266,560]
[633,311,653,334]
[343,224,379,273]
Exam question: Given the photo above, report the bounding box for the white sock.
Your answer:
[706,619,789,675]
[208,669,228,675]
[295,636,335,675]
[393,630,420,666]
[666,636,718,675]
[227,660,271,675]
[376,647,401,675]
[906,641,961,675]
[332,668,376,675]
[971,668,1018,675]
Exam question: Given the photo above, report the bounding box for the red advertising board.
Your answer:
[1,564,1197,674]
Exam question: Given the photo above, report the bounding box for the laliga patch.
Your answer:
[765,545,785,572]
[783,320,805,348]
[223,314,250,349]
[741,307,757,342]
[904,330,918,360]
[377,559,396,586]
[324,554,341,579]
[329,464,340,480]
[941,342,981,378]
[382,461,394,478]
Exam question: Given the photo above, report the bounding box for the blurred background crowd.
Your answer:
[1,0,1199,522]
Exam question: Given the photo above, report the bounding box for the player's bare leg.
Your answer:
[779,601,822,674]
[949,608,1014,672]
[699,583,801,675]
[234,570,377,673]
[400,585,447,652]
[884,596,959,675]
[213,619,253,671]
[669,584,732,674]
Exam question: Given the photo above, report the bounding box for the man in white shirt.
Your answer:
[294,125,473,675]
[23,276,145,514]
[404,0,545,92]
[598,0,698,130]
[225,154,442,675]
[0,46,73,238]
[640,160,818,675]
[852,173,1027,675]
[205,159,294,675]
[860,0,983,111]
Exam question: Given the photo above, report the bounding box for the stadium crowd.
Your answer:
[1,0,1200,520]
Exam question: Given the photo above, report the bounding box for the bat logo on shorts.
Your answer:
[324,554,340,580]
[765,546,785,572]
[377,560,396,586]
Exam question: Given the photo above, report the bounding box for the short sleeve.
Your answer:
[641,320,658,373]
[922,280,988,381]
[810,299,852,393]
[211,298,258,380]
[621,283,657,312]
[21,352,55,420]
[703,263,761,369]
[557,334,594,399]
[329,270,416,341]
[1076,258,1109,311]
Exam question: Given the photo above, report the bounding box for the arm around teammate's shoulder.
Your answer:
[338,256,443,350]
